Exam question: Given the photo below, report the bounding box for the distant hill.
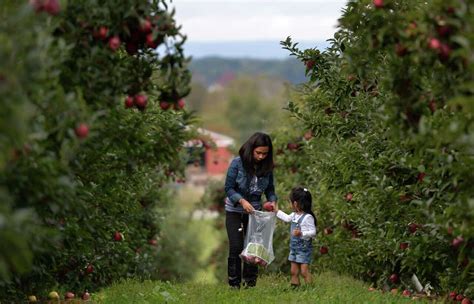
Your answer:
[189,57,308,86]
[184,40,327,59]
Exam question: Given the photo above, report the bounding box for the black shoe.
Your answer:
[229,284,240,290]
[243,280,256,288]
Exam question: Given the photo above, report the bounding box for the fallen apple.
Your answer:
[65,291,75,299]
[323,227,333,235]
[82,291,91,300]
[452,236,464,249]
[399,242,409,250]
[461,298,472,304]
[86,264,94,274]
[74,123,89,139]
[27,295,37,302]
[113,231,123,241]
[48,291,59,299]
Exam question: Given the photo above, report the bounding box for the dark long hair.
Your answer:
[290,186,317,227]
[238,132,274,177]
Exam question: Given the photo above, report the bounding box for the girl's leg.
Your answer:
[300,264,312,284]
[290,262,301,285]
[225,211,244,287]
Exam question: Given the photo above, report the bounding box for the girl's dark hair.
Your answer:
[290,186,317,227]
[239,132,274,177]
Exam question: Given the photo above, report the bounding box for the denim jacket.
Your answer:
[224,157,277,213]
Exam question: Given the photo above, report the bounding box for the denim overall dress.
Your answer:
[288,213,313,264]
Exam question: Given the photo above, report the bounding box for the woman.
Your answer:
[224,132,277,289]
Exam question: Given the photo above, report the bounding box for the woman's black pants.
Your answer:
[225,211,258,287]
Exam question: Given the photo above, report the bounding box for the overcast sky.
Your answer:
[171,0,347,42]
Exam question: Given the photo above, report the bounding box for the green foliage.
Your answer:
[272,0,473,298]
[187,75,290,144]
[0,0,195,301]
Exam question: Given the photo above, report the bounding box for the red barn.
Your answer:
[185,128,235,182]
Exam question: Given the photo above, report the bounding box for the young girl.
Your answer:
[274,187,317,287]
[224,132,277,289]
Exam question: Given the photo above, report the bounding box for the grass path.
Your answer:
[94,271,435,303]
[92,185,437,303]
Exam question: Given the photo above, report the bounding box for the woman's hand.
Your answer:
[270,201,278,212]
[240,199,255,214]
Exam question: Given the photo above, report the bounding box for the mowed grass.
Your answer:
[94,271,436,304]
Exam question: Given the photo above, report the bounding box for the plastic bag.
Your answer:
[240,210,276,267]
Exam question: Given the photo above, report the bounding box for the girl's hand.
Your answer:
[292,228,302,237]
[240,199,254,214]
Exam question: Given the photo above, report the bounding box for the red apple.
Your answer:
[320,246,328,254]
[368,287,376,292]
[417,172,426,182]
[450,291,458,300]
[160,101,171,110]
[408,223,420,234]
[399,242,409,250]
[140,19,152,33]
[462,298,472,304]
[125,96,134,108]
[114,231,123,241]
[65,292,75,299]
[437,25,452,37]
[98,26,108,40]
[43,0,60,15]
[85,264,94,274]
[323,227,333,235]
[148,239,157,246]
[108,36,121,51]
[373,0,384,8]
[263,202,274,212]
[74,123,89,139]
[428,99,436,113]
[345,192,353,201]
[452,236,464,249]
[305,59,315,70]
[428,38,441,50]
[395,43,407,57]
[402,289,411,297]
[82,292,91,300]
[177,98,186,109]
[457,295,465,302]
[439,43,452,60]
[287,143,299,151]
[134,94,148,109]
[389,273,399,284]
[146,33,159,49]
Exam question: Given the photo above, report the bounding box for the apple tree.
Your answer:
[272,0,473,298]
[0,0,195,301]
